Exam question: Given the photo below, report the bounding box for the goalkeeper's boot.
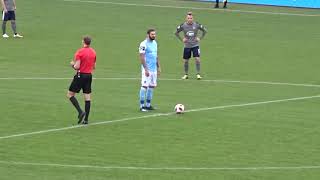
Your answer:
[196,74,202,80]
[182,74,189,80]
[13,33,23,38]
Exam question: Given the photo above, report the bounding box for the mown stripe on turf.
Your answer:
[0,77,320,88]
[0,95,319,140]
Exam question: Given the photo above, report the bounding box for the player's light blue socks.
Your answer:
[146,87,154,107]
[139,87,147,108]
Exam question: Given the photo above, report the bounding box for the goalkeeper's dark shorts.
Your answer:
[2,11,15,21]
[183,46,200,59]
[69,73,92,94]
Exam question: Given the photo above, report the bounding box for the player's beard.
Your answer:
[149,35,155,41]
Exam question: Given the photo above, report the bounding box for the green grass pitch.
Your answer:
[0,0,320,179]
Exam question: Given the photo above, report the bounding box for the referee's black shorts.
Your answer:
[69,73,92,94]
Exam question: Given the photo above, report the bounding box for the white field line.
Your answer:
[0,77,137,80]
[0,160,319,171]
[0,113,164,140]
[0,77,320,88]
[0,94,319,140]
[63,0,320,17]
[201,79,320,88]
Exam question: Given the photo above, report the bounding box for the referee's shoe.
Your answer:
[77,112,86,124]
[182,74,189,80]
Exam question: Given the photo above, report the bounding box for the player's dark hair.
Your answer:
[187,11,193,16]
[147,28,156,35]
[83,36,91,45]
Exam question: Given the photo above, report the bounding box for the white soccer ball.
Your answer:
[174,104,185,114]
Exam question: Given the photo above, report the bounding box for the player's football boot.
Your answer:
[2,34,9,38]
[196,74,202,80]
[140,107,148,112]
[181,74,188,80]
[13,34,23,38]
[145,106,156,110]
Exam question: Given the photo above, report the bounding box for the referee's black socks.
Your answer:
[85,101,91,122]
[69,96,83,115]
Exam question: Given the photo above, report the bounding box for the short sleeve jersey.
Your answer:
[74,47,96,74]
[3,0,15,11]
[139,39,158,72]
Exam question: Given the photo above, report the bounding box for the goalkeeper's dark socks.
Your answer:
[196,62,201,73]
[69,96,83,114]
[11,21,17,34]
[85,100,91,122]
[184,62,189,75]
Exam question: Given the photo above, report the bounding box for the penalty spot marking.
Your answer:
[0,94,320,140]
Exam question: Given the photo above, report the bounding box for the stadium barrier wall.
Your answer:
[211,0,320,8]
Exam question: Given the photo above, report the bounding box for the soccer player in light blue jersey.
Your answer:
[138,29,161,112]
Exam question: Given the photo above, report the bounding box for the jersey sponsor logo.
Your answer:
[139,46,145,51]
[186,31,195,37]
